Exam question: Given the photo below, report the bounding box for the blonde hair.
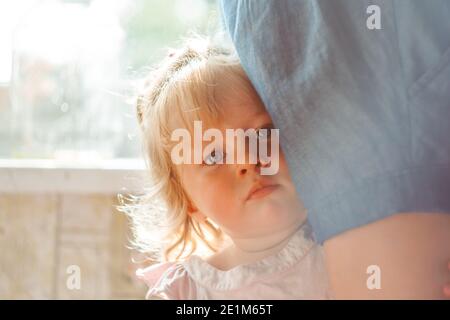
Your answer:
[118,36,257,262]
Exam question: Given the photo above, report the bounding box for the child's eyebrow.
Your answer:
[255,122,275,129]
[244,122,274,131]
[237,112,274,131]
[233,125,270,134]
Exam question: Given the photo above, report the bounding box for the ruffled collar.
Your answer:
[182,220,316,291]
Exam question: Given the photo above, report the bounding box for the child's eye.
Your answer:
[256,128,272,140]
[203,149,225,166]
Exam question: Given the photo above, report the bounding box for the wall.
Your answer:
[0,165,149,299]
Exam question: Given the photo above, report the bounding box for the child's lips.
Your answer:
[246,183,280,201]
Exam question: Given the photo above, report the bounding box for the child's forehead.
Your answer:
[170,73,271,132]
[171,105,271,137]
[184,108,271,134]
[216,90,271,127]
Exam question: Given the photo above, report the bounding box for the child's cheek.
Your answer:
[205,177,239,217]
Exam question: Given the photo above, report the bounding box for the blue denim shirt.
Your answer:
[220,0,450,243]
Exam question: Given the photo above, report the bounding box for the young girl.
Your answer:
[121,35,450,300]
[121,36,332,300]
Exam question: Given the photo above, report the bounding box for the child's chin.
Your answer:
[251,200,299,221]
[247,191,295,209]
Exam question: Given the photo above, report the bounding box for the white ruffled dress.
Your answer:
[136,222,333,299]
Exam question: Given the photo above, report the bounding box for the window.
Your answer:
[0,0,220,163]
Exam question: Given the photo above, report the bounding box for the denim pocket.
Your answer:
[408,45,450,99]
[408,45,450,165]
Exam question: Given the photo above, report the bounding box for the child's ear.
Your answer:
[187,202,207,223]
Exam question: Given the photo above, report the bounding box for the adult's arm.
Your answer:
[221,0,450,298]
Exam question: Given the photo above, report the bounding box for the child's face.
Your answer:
[178,84,306,240]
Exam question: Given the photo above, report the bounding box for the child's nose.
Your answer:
[237,163,251,176]
[235,133,273,176]
[237,158,271,177]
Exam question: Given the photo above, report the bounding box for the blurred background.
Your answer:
[0,0,221,299]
